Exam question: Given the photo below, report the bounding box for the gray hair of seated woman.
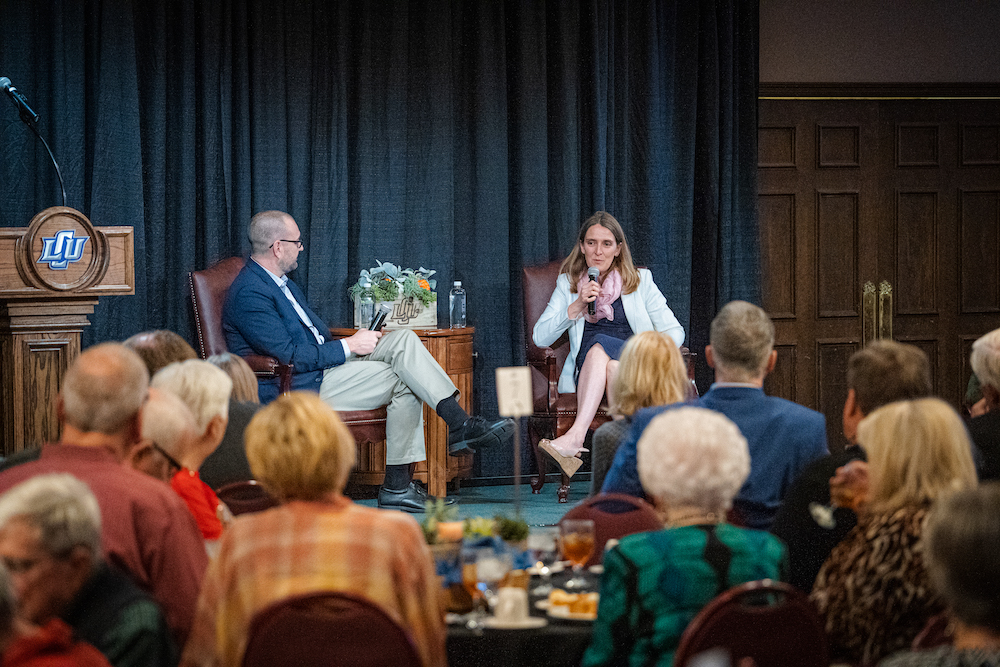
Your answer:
[924,483,1000,634]
[637,407,750,515]
[0,473,102,568]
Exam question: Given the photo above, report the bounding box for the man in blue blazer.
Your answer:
[602,300,827,529]
[222,210,513,512]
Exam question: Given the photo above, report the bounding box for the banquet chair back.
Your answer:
[673,580,828,667]
[559,493,663,567]
[216,480,278,516]
[242,591,422,667]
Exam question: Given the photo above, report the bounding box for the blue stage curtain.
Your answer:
[0,0,758,478]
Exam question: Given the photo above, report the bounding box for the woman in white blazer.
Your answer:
[532,212,685,477]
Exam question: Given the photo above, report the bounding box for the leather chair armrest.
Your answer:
[527,348,561,413]
[543,351,560,410]
[245,354,295,395]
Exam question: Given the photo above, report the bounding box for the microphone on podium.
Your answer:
[587,266,600,316]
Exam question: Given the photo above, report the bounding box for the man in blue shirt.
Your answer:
[602,300,827,529]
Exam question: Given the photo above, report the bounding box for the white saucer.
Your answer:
[547,605,598,622]
[482,616,548,629]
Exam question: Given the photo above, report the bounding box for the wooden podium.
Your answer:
[0,207,134,455]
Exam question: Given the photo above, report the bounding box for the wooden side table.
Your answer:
[329,327,475,498]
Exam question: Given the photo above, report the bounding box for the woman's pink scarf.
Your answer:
[577,269,623,323]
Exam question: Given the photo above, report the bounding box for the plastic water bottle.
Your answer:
[449,281,466,328]
[358,279,375,327]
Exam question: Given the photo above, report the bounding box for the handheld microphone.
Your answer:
[369,303,392,331]
[0,77,39,124]
[587,266,600,316]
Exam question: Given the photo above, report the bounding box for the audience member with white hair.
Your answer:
[122,329,261,492]
[150,361,234,541]
[0,558,112,667]
[0,474,176,666]
[969,327,1000,480]
[582,407,788,667]
[0,343,207,645]
[128,388,197,483]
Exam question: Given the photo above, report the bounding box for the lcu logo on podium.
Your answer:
[37,229,89,270]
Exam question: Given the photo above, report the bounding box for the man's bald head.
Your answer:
[61,344,149,435]
[249,211,293,256]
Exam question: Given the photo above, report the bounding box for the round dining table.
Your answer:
[446,570,597,667]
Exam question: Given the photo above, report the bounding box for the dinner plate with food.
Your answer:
[544,589,599,621]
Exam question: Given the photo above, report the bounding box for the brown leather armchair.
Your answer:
[189,257,295,391]
[188,257,388,464]
[522,261,697,503]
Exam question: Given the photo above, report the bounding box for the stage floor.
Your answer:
[354,481,593,526]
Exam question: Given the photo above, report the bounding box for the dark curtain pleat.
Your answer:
[0,0,759,478]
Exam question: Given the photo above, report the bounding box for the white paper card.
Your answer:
[495,366,532,417]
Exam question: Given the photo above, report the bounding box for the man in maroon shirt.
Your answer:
[0,343,207,645]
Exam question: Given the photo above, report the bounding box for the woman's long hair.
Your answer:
[858,397,978,514]
[611,331,689,416]
[558,211,640,294]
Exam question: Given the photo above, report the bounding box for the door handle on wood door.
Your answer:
[878,280,893,340]
[862,280,893,346]
[863,282,876,347]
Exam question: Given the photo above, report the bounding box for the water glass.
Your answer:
[527,526,560,596]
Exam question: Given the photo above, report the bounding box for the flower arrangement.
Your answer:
[422,506,530,546]
[349,261,437,307]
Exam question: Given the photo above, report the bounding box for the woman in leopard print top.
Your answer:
[810,398,978,666]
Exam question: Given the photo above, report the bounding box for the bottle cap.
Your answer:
[453,280,462,287]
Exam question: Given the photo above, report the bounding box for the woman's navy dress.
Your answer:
[574,297,633,382]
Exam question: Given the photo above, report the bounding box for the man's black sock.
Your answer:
[436,395,470,431]
[383,464,412,491]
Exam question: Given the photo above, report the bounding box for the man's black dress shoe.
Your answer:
[377,482,456,513]
[448,416,516,455]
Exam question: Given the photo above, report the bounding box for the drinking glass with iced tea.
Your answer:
[560,519,595,589]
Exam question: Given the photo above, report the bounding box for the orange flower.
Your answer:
[418,279,430,291]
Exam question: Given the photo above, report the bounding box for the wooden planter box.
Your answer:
[353,294,437,329]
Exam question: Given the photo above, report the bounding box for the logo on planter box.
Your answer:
[37,230,89,270]
[391,299,424,325]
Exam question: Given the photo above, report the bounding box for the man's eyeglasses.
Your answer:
[150,441,184,475]
[269,238,304,249]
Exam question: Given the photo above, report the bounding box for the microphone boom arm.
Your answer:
[2,77,67,207]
